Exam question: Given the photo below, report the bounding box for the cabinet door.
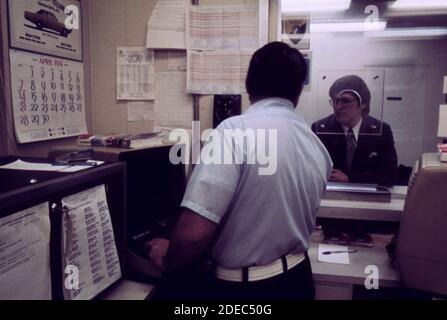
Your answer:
[315,281,353,300]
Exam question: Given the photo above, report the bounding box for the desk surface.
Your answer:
[100,280,154,300]
[49,140,175,162]
[309,239,401,288]
[318,186,407,222]
[318,198,405,222]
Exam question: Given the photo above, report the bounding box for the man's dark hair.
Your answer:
[245,41,308,105]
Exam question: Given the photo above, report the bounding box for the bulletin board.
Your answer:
[10,49,87,143]
[8,0,83,61]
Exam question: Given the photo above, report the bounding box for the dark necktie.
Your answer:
[345,127,357,170]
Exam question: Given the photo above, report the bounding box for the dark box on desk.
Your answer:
[49,145,187,278]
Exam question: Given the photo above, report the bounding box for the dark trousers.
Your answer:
[151,254,315,301]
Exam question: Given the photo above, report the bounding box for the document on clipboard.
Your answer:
[61,185,121,300]
[0,203,52,300]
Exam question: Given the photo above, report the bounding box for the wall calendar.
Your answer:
[10,49,87,143]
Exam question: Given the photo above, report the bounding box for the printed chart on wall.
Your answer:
[187,4,259,51]
[8,0,83,61]
[10,49,87,144]
[155,72,193,129]
[185,2,267,95]
[61,185,121,300]
[117,47,155,100]
[187,50,252,94]
[146,0,189,49]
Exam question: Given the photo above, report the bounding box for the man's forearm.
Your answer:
[164,209,217,271]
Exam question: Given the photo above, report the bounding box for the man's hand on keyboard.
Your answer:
[144,238,170,272]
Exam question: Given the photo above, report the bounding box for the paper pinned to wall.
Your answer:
[62,185,121,300]
[443,76,447,94]
[302,51,312,91]
[0,202,52,300]
[187,4,259,51]
[146,0,189,49]
[187,50,252,94]
[258,0,269,47]
[168,51,187,72]
[127,101,155,122]
[438,104,447,137]
[155,72,193,130]
[117,47,155,100]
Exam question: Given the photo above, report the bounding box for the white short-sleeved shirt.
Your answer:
[181,98,333,268]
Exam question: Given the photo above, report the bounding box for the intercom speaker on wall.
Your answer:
[213,95,242,128]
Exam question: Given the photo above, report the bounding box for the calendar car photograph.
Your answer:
[24,9,72,37]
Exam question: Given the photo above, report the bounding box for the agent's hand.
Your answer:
[144,238,170,271]
[329,169,350,183]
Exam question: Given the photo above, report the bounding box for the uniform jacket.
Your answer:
[311,114,398,186]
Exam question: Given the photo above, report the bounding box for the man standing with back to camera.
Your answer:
[146,41,332,300]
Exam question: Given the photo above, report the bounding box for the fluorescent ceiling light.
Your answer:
[390,0,447,10]
[310,21,387,33]
[282,0,351,13]
[365,27,447,39]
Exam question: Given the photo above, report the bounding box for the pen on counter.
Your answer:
[52,161,98,167]
[322,249,357,255]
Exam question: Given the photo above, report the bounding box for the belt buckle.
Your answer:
[242,255,288,282]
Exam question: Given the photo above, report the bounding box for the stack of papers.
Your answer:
[324,182,391,203]
[438,144,447,162]
[0,160,104,173]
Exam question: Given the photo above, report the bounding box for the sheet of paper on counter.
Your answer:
[317,244,350,265]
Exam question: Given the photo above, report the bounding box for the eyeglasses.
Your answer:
[329,97,357,106]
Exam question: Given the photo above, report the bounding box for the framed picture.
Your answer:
[8,0,83,61]
[302,51,312,91]
[281,14,310,50]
